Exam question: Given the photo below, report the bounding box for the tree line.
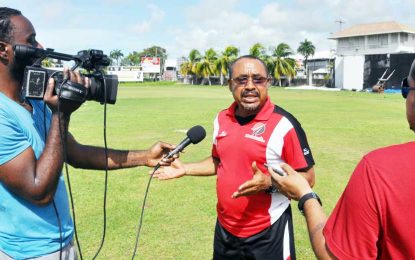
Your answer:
[109,46,167,67]
[42,40,316,86]
[109,40,315,86]
[180,40,315,86]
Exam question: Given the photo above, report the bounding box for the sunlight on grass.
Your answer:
[68,83,413,259]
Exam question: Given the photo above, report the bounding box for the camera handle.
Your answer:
[56,80,88,103]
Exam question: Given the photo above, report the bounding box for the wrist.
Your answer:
[264,175,275,194]
[144,150,153,167]
[298,188,314,200]
[265,181,278,194]
[298,191,322,215]
[52,111,70,120]
[182,165,188,176]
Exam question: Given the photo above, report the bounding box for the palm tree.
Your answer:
[179,57,193,84]
[270,43,296,86]
[195,48,217,86]
[109,49,124,66]
[125,51,141,65]
[273,57,296,87]
[41,58,54,68]
[297,39,315,76]
[273,43,293,58]
[215,45,239,85]
[186,49,202,84]
[249,43,266,58]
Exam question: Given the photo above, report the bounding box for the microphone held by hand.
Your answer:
[164,125,206,159]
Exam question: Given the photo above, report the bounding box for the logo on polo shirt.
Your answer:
[303,148,310,155]
[244,123,265,142]
[218,130,227,137]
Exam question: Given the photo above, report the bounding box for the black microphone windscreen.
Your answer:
[14,45,45,59]
[187,125,206,144]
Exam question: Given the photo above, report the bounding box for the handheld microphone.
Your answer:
[165,125,206,159]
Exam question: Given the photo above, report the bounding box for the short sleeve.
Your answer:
[282,126,314,171]
[211,114,219,159]
[323,157,380,259]
[0,110,31,165]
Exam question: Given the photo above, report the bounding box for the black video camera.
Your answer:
[13,45,118,104]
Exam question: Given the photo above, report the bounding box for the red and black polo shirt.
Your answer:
[212,97,314,237]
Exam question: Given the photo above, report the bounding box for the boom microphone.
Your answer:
[13,45,74,61]
[165,125,206,159]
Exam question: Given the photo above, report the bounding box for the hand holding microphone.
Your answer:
[155,125,206,168]
[145,141,177,167]
[165,125,206,158]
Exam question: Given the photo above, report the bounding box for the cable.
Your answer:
[131,165,160,260]
[44,102,63,260]
[92,71,109,259]
[57,79,83,260]
[52,201,63,260]
[54,70,110,259]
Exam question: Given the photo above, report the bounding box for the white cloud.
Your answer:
[5,0,415,60]
[171,0,335,59]
[39,2,67,21]
[333,0,391,23]
[169,0,415,59]
[130,4,165,34]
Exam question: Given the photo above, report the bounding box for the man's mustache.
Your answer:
[241,90,259,97]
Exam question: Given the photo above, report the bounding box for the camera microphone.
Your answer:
[13,45,45,59]
[164,125,206,160]
[13,45,74,61]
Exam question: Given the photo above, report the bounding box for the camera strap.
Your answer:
[57,81,88,103]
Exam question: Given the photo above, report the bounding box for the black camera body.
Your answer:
[15,45,118,104]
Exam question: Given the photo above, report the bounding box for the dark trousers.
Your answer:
[213,206,296,260]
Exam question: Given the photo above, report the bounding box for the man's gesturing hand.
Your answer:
[232,161,272,199]
[151,159,186,179]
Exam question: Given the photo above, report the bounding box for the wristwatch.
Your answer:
[298,192,322,215]
[265,183,278,194]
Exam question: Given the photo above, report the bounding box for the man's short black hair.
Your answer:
[228,55,268,78]
[0,7,22,43]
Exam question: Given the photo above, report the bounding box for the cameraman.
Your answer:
[0,7,175,259]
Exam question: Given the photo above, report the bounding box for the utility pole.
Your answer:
[335,18,346,31]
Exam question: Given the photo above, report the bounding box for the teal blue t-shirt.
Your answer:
[0,92,73,259]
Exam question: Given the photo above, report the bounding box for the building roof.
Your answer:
[329,21,415,39]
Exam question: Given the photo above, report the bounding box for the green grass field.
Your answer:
[67,83,413,259]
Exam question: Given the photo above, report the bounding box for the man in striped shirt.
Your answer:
[155,55,315,260]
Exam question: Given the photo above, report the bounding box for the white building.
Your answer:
[330,21,415,90]
[162,59,177,81]
[107,66,143,82]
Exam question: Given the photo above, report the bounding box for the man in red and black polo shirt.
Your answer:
[154,55,315,259]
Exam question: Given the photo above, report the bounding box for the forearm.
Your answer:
[303,199,334,260]
[184,156,217,176]
[68,145,149,170]
[33,113,69,204]
[272,164,334,259]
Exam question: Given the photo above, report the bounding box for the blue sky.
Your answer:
[4,0,415,60]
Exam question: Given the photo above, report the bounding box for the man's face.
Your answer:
[6,15,41,84]
[228,58,269,117]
